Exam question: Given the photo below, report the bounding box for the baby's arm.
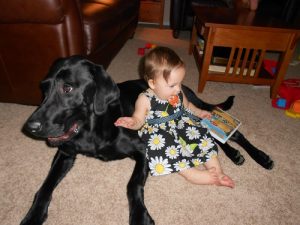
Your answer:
[114,94,150,130]
[182,91,212,119]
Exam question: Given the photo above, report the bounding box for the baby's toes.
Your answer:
[221,176,235,188]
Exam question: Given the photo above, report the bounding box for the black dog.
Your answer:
[21,55,273,225]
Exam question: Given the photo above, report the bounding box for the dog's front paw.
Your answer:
[142,213,155,225]
[232,150,245,165]
[130,209,155,225]
[20,208,48,225]
[255,150,274,170]
[20,216,46,225]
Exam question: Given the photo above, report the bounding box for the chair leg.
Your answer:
[172,30,180,39]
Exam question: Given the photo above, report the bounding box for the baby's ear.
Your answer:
[147,79,155,90]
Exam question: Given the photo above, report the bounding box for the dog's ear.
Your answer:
[91,64,120,115]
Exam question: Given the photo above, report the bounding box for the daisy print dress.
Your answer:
[138,90,218,176]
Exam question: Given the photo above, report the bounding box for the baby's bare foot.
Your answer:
[201,167,219,185]
[180,167,219,185]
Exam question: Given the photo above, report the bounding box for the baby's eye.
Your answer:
[62,84,73,93]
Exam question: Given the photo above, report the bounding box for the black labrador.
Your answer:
[21,55,273,225]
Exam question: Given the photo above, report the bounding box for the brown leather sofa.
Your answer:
[0,0,140,105]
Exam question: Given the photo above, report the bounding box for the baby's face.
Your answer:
[150,66,185,101]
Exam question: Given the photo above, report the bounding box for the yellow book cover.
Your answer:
[201,107,241,143]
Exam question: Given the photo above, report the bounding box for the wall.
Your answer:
[163,0,171,26]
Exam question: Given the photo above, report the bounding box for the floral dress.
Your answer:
[138,90,218,176]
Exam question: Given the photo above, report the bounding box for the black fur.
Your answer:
[21,55,273,225]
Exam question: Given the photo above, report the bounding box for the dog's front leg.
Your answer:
[20,150,76,225]
[127,151,154,225]
[230,131,274,169]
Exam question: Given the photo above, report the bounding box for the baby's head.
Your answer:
[141,46,185,83]
[140,46,186,100]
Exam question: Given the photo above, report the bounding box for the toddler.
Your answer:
[115,46,234,188]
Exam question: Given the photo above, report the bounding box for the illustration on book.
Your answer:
[201,107,241,143]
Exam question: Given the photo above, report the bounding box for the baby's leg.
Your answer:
[204,156,235,188]
[179,167,218,185]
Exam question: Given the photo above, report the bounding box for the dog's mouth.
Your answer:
[47,123,79,144]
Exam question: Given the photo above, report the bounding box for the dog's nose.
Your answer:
[26,121,42,133]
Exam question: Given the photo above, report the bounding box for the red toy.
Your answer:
[137,48,145,56]
[272,79,300,110]
[137,43,157,56]
[263,59,277,77]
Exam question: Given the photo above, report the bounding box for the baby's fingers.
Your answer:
[114,118,126,126]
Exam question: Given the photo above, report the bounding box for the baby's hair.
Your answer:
[141,46,184,82]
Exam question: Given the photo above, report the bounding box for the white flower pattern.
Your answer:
[149,156,172,176]
[148,134,165,150]
[174,159,190,171]
[165,145,179,159]
[199,135,215,151]
[186,127,200,140]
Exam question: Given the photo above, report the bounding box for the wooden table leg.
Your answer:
[270,34,299,98]
[198,27,215,93]
[189,22,197,55]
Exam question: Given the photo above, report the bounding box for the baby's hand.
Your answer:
[114,117,136,129]
[198,110,212,119]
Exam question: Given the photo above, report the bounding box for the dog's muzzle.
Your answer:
[47,123,79,144]
[24,119,80,145]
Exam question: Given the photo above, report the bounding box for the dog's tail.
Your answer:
[182,85,234,111]
[216,96,235,111]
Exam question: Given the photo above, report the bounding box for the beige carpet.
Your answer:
[1,26,300,225]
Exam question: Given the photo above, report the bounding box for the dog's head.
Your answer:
[24,55,120,146]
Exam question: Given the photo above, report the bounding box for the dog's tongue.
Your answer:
[48,123,78,143]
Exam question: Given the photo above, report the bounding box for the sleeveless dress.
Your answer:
[138,90,218,176]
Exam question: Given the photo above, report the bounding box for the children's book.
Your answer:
[201,107,241,144]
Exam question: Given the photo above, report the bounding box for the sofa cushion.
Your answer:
[82,0,139,54]
[0,0,64,23]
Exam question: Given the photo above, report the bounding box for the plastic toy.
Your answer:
[137,43,157,56]
[272,98,288,109]
[263,59,277,77]
[272,79,300,110]
[145,43,156,49]
[285,100,300,118]
[137,48,145,56]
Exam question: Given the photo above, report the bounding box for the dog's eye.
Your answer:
[62,84,73,93]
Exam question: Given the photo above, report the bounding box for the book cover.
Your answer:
[201,107,241,143]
